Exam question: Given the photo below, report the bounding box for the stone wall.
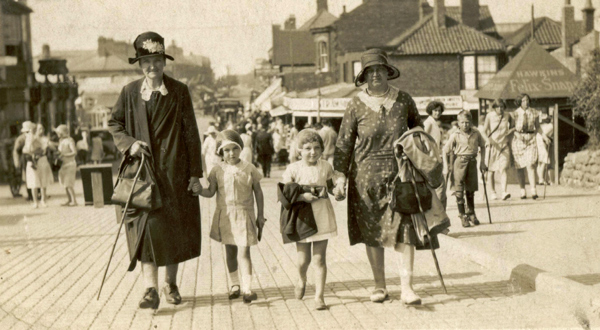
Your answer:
[560,149,600,189]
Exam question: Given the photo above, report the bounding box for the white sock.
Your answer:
[242,274,253,294]
[228,270,240,287]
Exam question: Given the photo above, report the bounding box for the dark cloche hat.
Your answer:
[128,31,175,64]
[354,48,400,87]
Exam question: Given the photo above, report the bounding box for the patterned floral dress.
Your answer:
[511,107,539,169]
[334,86,424,248]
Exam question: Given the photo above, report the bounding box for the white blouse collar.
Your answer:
[140,78,168,101]
[356,86,399,113]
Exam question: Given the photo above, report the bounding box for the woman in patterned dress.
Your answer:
[510,94,550,199]
[333,49,425,305]
[483,99,514,201]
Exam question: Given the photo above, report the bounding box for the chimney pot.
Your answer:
[317,0,328,12]
[582,0,595,35]
[435,0,446,28]
[460,0,479,29]
[42,44,50,59]
[563,0,576,57]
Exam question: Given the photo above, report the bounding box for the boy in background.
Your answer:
[443,110,487,228]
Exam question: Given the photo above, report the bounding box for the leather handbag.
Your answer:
[111,154,157,210]
[389,179,432,215]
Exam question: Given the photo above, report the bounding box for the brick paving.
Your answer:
[0,171,584,329]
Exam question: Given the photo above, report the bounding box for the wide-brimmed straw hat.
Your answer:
[354,48,400,87]
[128,31,175,65]
[21,121,35,133]
[54,124,69,137]
[207,126,218,134]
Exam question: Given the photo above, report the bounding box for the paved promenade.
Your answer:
[0,169,588,329]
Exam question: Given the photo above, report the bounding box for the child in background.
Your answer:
[443,111,487,228]
[281,129,337,311]
[196,130,265,303]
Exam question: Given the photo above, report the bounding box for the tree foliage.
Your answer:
[571,49,600,148]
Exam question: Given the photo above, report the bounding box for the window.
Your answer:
[318,41,329,72]
[343,62,348,83]
[463,56,476,90]
[353,61,362,79]
[462,55,498,90]
[3,14,22,45]
[477,56,497,87]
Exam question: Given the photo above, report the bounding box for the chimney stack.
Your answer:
[582,0,595,35]
[562,0,576,57]
[42,44,51,59]
[317,0,328,12]
[419,0,428,21]
[435,0,446,28]
[460,0,479,29]
[284,15,296,30]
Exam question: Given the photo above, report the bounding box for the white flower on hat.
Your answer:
[142,39,165,54]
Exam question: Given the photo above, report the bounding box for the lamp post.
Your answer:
[315,68,321,124]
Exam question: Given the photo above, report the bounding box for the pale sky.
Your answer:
[27,0,600,76]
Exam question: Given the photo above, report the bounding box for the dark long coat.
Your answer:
[108,74,202,270]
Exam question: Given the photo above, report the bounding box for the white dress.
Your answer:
[282,159,337,242]
[240,133,253,164]
[24,136,53,189]
[208,160,263,246]
[202,135,219,175]
[58,137,77,188]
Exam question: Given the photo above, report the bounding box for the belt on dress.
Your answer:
[457,154,477,160]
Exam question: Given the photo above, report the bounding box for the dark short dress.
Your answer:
[334,87,428,248]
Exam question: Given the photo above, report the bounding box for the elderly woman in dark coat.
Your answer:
[333,49,426,305]
[108,32,203,310]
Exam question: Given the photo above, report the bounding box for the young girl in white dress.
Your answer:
[196,130,265,303]
[281,129,337,311]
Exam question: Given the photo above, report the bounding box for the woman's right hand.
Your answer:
[130,141,150,158]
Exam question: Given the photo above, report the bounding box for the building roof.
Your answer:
[505,17,584,50]
[334,1,496,52]
[298,9,337,31]
[272,9,338,66]
[475,40,579,100]
[387,14,505,55]
[271,28,316,66]
[68,54,136,73]
[1,0,32,14]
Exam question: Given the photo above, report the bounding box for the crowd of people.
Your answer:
[5,120,112,208]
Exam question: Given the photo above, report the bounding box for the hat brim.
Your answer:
[354,63,400,87]
[129,53,175,65]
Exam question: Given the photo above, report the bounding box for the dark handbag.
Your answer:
[389,179,432,215]
[111,154,157,210]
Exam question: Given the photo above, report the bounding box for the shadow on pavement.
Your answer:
[0,213,42,225]
[0,233,115,247]
[494,215,596,225]
[448,230,524,238]
[566,273,600,286]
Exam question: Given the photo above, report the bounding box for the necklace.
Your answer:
[366,87,390,97]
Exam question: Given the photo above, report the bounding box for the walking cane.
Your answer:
[97,153,146,300]
[543,140,551,200]
[406,157,448,294]
[481,169,492,224]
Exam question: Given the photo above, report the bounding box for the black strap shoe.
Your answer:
[163,283,182,305]
[139,287,160,309]
[460,215,471,228]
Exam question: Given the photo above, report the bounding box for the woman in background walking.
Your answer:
[56,125,78,206]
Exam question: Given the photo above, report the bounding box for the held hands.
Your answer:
[188,177,202,195]
[130,141,150,158]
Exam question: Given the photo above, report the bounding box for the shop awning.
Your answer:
[269,105,290,117]
[476,41,580,100]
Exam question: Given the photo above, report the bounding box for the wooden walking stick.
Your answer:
[97,154,146,300]
[543,140,551,200]
[406,157,448,294]
[481,168,492,224]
